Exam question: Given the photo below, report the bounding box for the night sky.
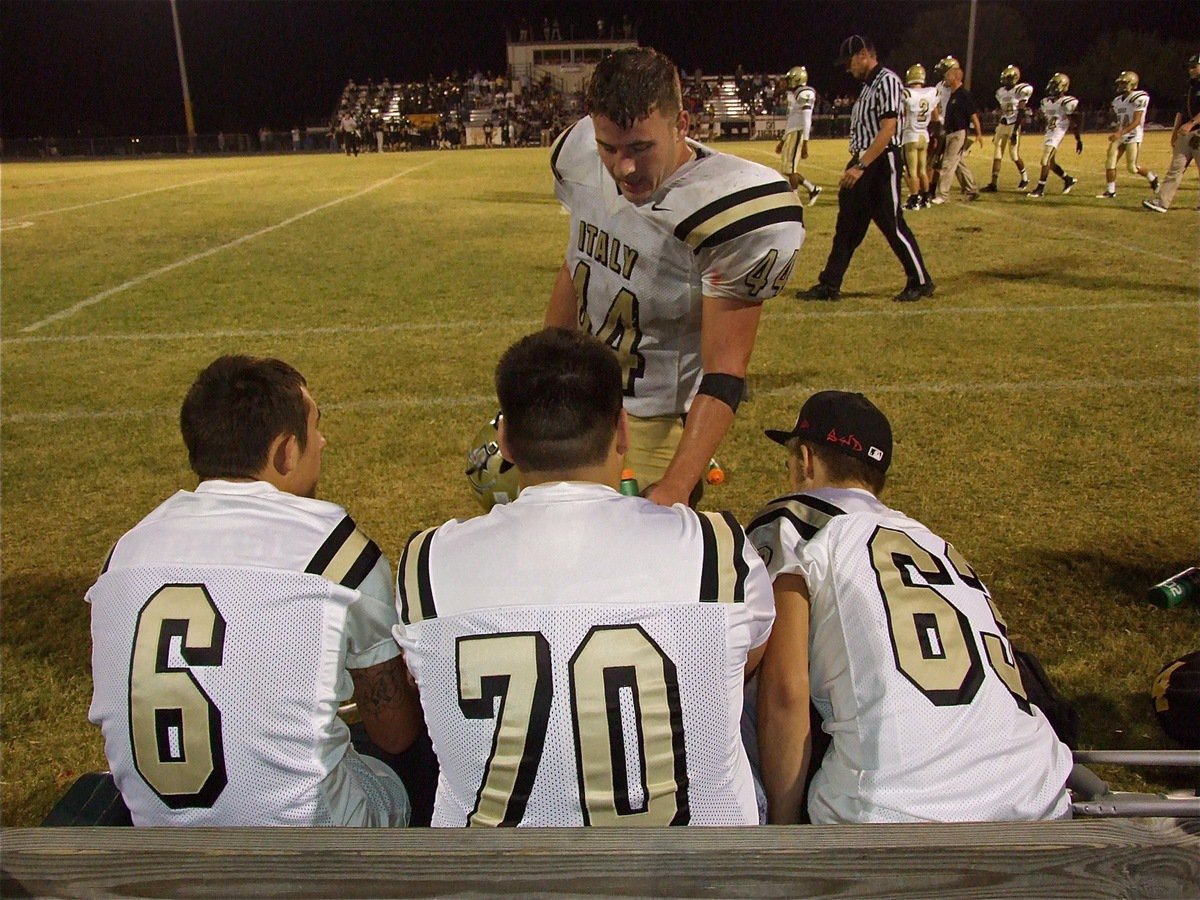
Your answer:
[1,0,1194,138]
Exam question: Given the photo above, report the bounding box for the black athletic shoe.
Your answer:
[980,183,998,192]
[1062,175,1077,195]
[798,282,841,301]
[893,280,936,302]
[1017,177,1030,190]
[1150,175,1160,193]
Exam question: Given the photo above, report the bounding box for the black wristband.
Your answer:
[697,373,746,412]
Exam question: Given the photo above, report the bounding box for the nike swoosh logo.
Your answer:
[651,202,671,211]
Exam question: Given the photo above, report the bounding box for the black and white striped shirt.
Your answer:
[849,65,902,155]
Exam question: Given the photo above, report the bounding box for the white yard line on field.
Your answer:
[5,173,237,220]
[3,299,1193,346]
[4,375,1195,426]
[18,162,436,334]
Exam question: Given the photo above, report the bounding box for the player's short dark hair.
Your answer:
[586,47,682,128]
[496,328,622,473]
[795,438,888,495]
[180,355,309,480]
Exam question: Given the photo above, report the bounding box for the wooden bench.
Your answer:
[3,819,1198,898]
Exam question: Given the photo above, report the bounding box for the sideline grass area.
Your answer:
[2,134,1196,826]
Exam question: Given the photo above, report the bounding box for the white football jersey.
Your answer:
[996,82,1034,125]
[1041,95,1079,145]
[785,86,817,135]
[551,116,805,418]
[747,488,1073,824]
[395,481,774,827]
[1112,90,1150,143]
[901,86,939,143]
[88,480,409,827]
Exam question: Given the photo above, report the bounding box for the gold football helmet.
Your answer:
[1000,65,1020,87]
[1046,72,1070,95]
[466,412,520,511]
[935,55,961,77]
[1114,70,1139,92]
[905,63,926,86]
[786,66,808,88]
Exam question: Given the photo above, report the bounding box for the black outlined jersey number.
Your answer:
[129,584,228,808]
[572,261,645,395]
[869,527,1032,713]
[456,625,689,826]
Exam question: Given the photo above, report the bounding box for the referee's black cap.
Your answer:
[836,35,875,65]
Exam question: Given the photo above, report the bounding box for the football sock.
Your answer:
[1037,180,1047,188]
[1107,181,1116,193]
[1019,168,1028,181]
[801,178,815,192]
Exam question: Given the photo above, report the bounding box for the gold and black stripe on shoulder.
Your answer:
[549,120,579,183]
[696,510,750,604]
[98,541,118,576]
[747,493,846,542]
[674,181,804,253]
[305,515,382,591]
[397,526,438,625]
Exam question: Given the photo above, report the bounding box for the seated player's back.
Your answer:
[396,482,773,826]
[801,497,1073,823]
[88,483,402,826]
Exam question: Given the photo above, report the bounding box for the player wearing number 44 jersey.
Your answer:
[395,330,774,827]
[746,391,1072,824]
[547,47,805,507]
[88,356,422,826]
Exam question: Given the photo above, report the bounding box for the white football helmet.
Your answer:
[466,413,519,510]
[786,66,808,89]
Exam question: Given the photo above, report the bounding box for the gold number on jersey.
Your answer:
[454,626,689,826]
[772,249,798,292]
[870,527,1034,714]
[129,584,228,808]
[457,632,552,826]
[572,260,645,395]
[569,625,688,826]
[744,249,778,297]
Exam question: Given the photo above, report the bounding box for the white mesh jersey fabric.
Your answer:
[798,507,1072,823]
[86,483,406,826]
[551,116,805,418]
[396,482,774,827]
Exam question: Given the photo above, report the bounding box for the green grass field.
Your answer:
[2,133,1196,826]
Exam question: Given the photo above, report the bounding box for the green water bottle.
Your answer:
[1146,567,1200,609]
[619,468,640,496]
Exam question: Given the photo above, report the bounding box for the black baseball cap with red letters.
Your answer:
[765,390,892,472]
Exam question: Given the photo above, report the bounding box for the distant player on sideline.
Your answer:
[395,328,774,827]
[1028,72,1082,198]
[777,66,822,205]
[88,355,422,826]
[1097,71,1159,199]
[746,390,1074,824]
[900,63,938,210]
[982,65,1032,192]
[546,47,806,507]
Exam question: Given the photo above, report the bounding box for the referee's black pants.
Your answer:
[817,147,931,292]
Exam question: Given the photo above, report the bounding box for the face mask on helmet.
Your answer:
[786,66,807,89]
[1000,65,1020,87]
[466,413,520,511]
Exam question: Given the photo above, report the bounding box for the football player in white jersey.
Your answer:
[900,63,939,210]
[546,47,806,508]
[1098,71,1159,199]
[982,65,1032,192]
[746,391,1073,824]
[1028,72,1082,197]
[776,66,822,205]
[88,355,423,826]
[395,328,774,827]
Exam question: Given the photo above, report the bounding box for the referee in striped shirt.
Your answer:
[799,35,934,303]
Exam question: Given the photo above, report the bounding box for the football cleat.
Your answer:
[786,66,808,89]
[466,412,520,510]
[1000,65,1020,87]
[1027,186,1045,198]
[1114,70,1139,93]
[1046,72,1070,95]
[807,185,822,206]
[1017,177,1030,190]
[1096,190,1116,198]
[905,63,926,86]
[905,194,920,210]
[1062,175,1077,194]
[1150,174,1160,192]
[980,183,998,192]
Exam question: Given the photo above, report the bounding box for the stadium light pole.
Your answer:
[964,0,978,89]
[169,0,197,152]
